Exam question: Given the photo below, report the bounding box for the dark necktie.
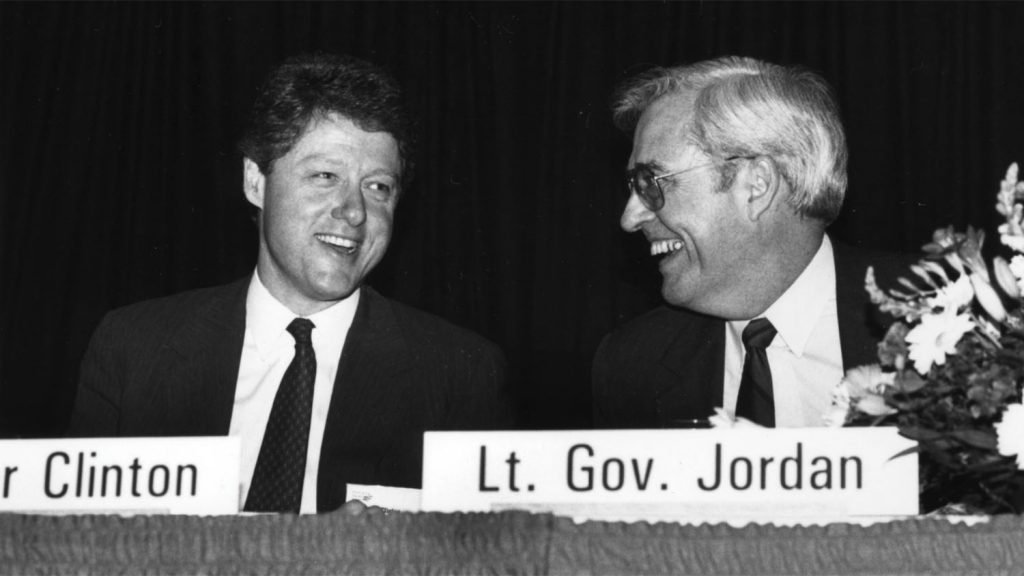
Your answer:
[244,318,317,513]
[735,318,777,427]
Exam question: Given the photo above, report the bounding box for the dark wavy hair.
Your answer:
[238,53,416,187]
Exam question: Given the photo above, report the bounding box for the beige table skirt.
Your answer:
[3,510,1022,575]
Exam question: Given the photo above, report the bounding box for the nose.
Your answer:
[331,187,366,226]
[620,191,655,233]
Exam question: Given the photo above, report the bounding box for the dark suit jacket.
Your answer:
[592,241,914,428]
[67,279,513,512]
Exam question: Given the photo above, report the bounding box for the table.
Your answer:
[3,510,1023,575]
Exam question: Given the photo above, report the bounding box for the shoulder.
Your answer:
[94,279,247,343]
[599,305,713,351]
[108,279,246,316]
[831,239,919,290]
[831,238,918,273]
[362,287,502,359]
[595,305,720,380]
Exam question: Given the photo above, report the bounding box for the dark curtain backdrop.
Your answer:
[2,1,1023,437]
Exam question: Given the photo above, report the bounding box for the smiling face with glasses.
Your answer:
[619,93,772,317]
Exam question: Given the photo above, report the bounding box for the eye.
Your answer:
[307,171,339,187]
[364,180,397,202]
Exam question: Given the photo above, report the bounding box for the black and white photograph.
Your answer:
[2,2,1024,573]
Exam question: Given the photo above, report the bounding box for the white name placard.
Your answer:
[0,437,240,515]
[346,484,422,512]
[422,428,918,523]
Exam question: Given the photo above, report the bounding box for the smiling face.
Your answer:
[244,113,401,316]
[620,94,760,318]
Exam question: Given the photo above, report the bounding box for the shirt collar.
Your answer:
[761,235,835,357]
[245,270,360,360]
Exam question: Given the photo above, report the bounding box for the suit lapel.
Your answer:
[655,310,725,425]
[647,241,906,428]
[834,241,887,370]
[651,242,879,427]
[143,279,247,436]
[317,287,414,511]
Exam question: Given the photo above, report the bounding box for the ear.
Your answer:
[242,158,266,209]
[742,157,781,222]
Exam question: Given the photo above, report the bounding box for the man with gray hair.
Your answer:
[593,56,907,429]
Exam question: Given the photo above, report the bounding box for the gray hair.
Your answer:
[612,56,847,224]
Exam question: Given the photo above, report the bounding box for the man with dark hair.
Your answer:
[68,53,513,514]
[593,56,909,429]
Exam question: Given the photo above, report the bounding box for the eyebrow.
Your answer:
[295,155,399,179]
[294,153,346,167]
[362,165,397,175]
[628,160,666,173]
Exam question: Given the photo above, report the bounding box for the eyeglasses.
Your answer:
[625,156,754,212]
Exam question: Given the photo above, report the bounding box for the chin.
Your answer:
[662,292,691,310]
[309,275,360,302]
[662,287,719,317]
[323,284,360,302]
[660,279,690,307]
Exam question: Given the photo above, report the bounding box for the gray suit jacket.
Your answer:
[592,241,913,428]
[68,279,513,511]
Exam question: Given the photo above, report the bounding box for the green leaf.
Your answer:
[948,429,998,449]
[898,371,928,393]
[899,427,944,441]
[887,445,922,462]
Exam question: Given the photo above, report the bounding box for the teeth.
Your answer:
[650,239,683,256]
[316,234,358,253]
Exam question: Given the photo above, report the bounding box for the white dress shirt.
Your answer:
[723,236,843,427]
[230,271,359,513]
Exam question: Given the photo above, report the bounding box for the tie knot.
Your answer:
[742,318,776,349]
[286,318,315,346]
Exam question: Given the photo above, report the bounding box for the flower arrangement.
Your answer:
[829,163,1024,514]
